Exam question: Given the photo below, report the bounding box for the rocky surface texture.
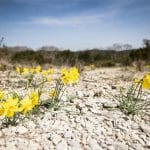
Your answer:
[0,67,150,150]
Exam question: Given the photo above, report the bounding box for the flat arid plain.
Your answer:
[0,66,150,150]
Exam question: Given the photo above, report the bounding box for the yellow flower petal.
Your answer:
[142,74,150,89]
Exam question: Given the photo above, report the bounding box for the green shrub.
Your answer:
[11,50,45,65]
[116,82,150,115]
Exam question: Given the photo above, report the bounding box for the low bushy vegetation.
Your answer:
[0,41,150,68]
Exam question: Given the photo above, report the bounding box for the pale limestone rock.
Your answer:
[51,133,62,145]
[56,140,68,150]
[113,142,128,150]
[16,126,28,134]
[140,123,150,135]
[88,138,102,150]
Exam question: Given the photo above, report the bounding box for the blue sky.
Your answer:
[0,0,150,50]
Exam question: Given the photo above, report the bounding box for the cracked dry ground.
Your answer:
[0,67,150,150]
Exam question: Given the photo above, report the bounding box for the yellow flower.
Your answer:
[42,70,48,76]
[19,91,39,115]
[69,67,79,83]
[1,96,19,118]
[16,67,22,74]
[0,90,5,100]
[30,91,39,106]
[22,67,30,74]
[34,65,41,73]
[49,90,56,98]
[19,96,34,115]
[60,67,79,84]
[134,78,141,83]
[47,77,52,82]
[60,68,70,84]
[142,74,150,89]
[47,68,54,75]
[0,104,4,116]
[16,67,20,73]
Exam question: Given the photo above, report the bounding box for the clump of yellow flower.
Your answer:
[31,65,41,74]
[42,68,54,77]
[40,68,54,82]
[30,91,39,106]
[60,67,79,84]
[22,67,30,74]
[35,65,41,73]
[16,66,30,75]
[16,66,54,78]
[42,70,48,76]
[142,74,150,89]
[0,96,19,118]
[16,67,23,74]
[19,91,39,115]
[0,91,39,118]
[16,66,41,75]
[19,96,34,115]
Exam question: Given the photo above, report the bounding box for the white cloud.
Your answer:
[32,10,117,27]
[21,0,138,27]
[33,15,100,26]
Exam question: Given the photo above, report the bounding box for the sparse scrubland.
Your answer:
[0,43,150,149]
[0,41,150,69]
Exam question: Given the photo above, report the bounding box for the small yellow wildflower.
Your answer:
[60,68,69,84]
[19,91,39,115]
[60,67,79,84]
[19,96,34,115]
[30,91,39,106]
[1,96,19,118]
[22,67,30,74]
[16,67,22,74]
[47,68,54,75]
[142,74,150,89]
[69,67,79,83]
[42,70,48,76]
[34,65,41,73]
